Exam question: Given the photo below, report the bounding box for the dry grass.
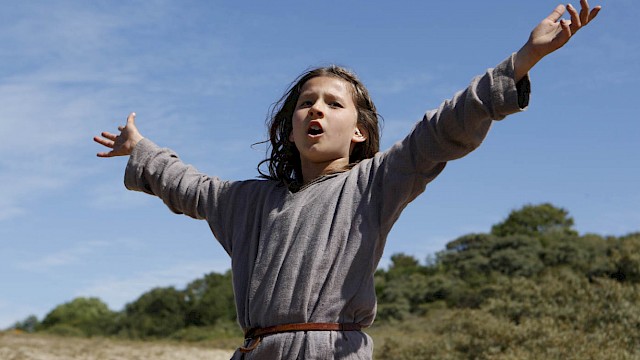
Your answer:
[0,331,234,360]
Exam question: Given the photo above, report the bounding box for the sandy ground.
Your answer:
[0,332,234,360]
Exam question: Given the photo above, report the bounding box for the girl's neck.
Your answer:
[300,158,350,185]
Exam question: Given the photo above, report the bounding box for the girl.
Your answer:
[94,3,600,359]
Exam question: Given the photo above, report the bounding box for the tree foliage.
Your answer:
[27,273,238,340]
[117,286,188,339]
[12,314,39,333]
[490,203,577,238]
[184,270,235,327]
[370,203,640,358]
[39,297,116,337]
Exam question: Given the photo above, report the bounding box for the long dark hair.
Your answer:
[257,65,381,185]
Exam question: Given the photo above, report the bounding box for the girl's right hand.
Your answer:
[94,112,144,157]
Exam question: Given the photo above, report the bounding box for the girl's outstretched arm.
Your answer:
[514,1,601,81]
[94,112,144,157]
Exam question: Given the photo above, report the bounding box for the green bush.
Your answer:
[39,297,116,337]
[12,314,39,333]
[117,286,187,339]
[41,323,86,337]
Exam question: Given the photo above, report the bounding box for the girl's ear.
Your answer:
[352,126,366,143]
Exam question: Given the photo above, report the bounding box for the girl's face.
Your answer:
[289,76,365,171]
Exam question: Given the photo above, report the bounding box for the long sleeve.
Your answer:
[124,138,221,220]
[124,138,242,253]
[369,53,530,234]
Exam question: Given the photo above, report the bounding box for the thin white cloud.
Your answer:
[369,72,434,95]
[87,180,153,210]
[17,240,112,272]
[0,84,95,154]
[0,206,24,222]
[76,260,229,311]
[0,157,84,222]
[0,1,239,222]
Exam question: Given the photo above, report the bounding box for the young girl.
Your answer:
[94,3,600,359]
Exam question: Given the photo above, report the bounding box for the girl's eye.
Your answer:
[330,102,343,108]
[298,100,312,108]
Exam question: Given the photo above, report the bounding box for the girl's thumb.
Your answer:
[127,112,136,126]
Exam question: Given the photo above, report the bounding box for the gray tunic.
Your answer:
[124,54,529,359]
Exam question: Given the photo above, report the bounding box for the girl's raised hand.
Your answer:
[514,1,601,81]
[529,1,601,59]
[94,112,144,157]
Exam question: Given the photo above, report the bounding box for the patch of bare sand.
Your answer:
[0,332,234,360]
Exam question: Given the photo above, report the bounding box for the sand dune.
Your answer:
[0,332,234,360]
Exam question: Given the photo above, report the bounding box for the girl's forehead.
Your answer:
[300,76,354,97]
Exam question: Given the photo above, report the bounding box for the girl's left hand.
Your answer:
[514,1,601,81]
[528,1,601,60]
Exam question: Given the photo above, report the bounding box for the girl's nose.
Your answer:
[308,108,324,119]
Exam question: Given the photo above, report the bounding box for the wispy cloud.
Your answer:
[0,3,137,222]
[17,240,111,272]
[368,72,434,95]
[0,82,111,221]
[0,1,242,222]
[87,180,153,210]
[76,260,229,311]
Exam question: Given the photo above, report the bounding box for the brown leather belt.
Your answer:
[239,322,364,353]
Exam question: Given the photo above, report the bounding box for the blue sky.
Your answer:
[1,0,637,329]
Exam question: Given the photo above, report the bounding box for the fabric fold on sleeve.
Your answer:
[490,53,531,119]
[124,138,166,195]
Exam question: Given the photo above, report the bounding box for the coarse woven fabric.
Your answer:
[124,54,529,359]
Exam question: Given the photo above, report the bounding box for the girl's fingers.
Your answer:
[579,0,590,24]
[559,19,573,42]
[126,112,136,126]
[546,4,566,22]
[567,4,581,33]
[568,1,601,34]
[578,0,602,27]
[93,136,115,148]
[96,151,115,158]
[589,6,601,22]
[94,113,137,158]
[116,113,137,132]
[101,131,118,141]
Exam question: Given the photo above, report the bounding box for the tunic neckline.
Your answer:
[287,172,343,194]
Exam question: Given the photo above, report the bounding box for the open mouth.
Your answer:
[307,123,324,136]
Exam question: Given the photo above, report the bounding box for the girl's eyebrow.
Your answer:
[299,89,347,101]
[296,91,330,101]
[326,92,346,101]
